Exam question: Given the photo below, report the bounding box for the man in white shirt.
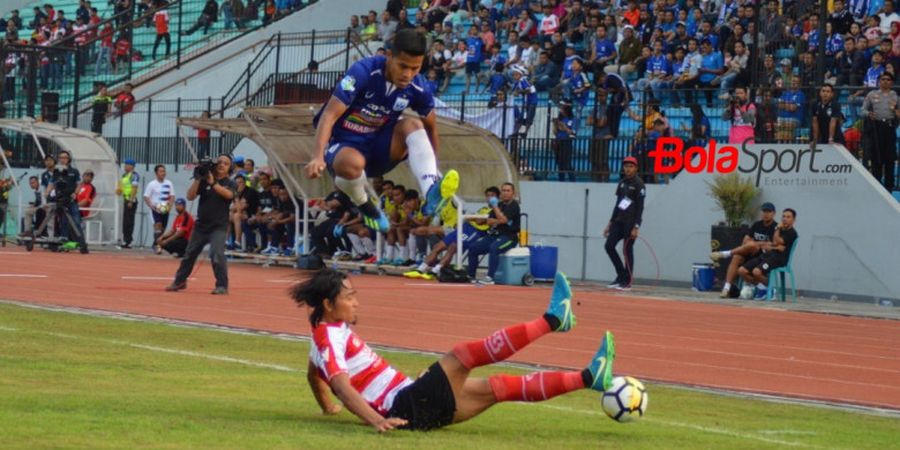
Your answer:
[144,164,175,253]
[879,1,900,35]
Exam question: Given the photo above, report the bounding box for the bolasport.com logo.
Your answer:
[647,137,853,187]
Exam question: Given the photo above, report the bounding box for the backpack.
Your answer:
[438,266,470,283]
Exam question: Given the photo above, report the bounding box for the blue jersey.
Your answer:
[647,54,671,76]
[699,51,723,83]
[424,79,438,96]
[320,56,434,145]
[864,65,885,87]
[555,115,575,139]
[562,55,578,79]
[466,36,484,63]
[570,71,590,103]
[514,78,538,105]
[593,38,616,60]
[488,73,507,93]
[778,90,805,121]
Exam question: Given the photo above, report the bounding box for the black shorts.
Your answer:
[387,362,456,431]
[151,211,170,228]
[465,62,481,75]
[742,252,786,276]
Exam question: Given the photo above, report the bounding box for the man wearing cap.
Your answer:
[116,159,140,248]
[710,203,779,298]
[603,156,645,290]
[862,71,900,192]
[605,25,642,78]
[157,198,194,257]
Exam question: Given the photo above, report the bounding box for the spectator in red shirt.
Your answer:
[115,83,136,116]
[113,32,131,74]
[76,169,96,217]
[152,1,170,59]
[157,198,194,257]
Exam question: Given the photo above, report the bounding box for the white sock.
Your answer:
[405,128,440,195]
[348,234,365,255]
[757,283,767,290]
[399,245,409,260]
[721,250,732,257]
[385,244,395,260]
[417,262,429,272]
[407,235,417,257]
[723,282,732,291]
[361,237,375,254]
[334,173,369,205]
[432,263,442,274]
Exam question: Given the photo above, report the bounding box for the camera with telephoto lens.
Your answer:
[193,157,215,180]
[52,167,75,205]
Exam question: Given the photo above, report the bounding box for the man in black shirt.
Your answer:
[167,154,236,295]
[247,172,276,252]
[710,202,778,298]
[91,83,112,134]
[310,189,353,258]
[738,208,799,300]
[228,173,259,251]
[604,157,644,290]
[811,84,845,147]
[51,150,87,252]
[466,182,521,285]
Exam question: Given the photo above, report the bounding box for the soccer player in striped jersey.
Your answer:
[307,29,459,233]
[293,269,615,432]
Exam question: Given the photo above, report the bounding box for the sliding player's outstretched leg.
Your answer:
[450,272,575,370]
[449,330,616,424]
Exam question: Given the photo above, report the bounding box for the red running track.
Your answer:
[1,249,899,410]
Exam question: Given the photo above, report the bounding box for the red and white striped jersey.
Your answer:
[310,322,412,415]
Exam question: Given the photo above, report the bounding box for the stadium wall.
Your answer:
[520,144,900,304]
[0,0,31,16]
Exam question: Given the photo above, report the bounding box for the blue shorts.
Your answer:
[442,222,484,251]
[465,62,481,75]
[325,121,402,178]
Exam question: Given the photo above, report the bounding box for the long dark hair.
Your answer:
[690,103,707,140]
[289,269,347,327]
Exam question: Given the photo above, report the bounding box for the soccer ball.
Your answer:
[601,376,648,422]
[156,202,170,214]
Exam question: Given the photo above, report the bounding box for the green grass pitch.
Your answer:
[0,302,897,449]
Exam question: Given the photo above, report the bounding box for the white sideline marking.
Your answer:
[121,276,196,281]
[532,404,819,448]
[0,274,47,278]
[0,252,31,255]
[0,325,18,331]
[759,430,819,436]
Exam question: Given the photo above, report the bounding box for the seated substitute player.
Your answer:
[294,269,615,432]
[709,202,778,298]
[737,208,799,300]
[306,28,459,233]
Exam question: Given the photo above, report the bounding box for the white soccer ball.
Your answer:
[156,202,170,214]
[601,376,648,423]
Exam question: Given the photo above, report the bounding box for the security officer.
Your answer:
[116,158,140,248]
[91,82,113,134]
[603,156,645,290]
[862,72,900,192]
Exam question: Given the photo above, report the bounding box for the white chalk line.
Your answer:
[0,252,32,255]
[3,323,821,448]
[0,274,47,278]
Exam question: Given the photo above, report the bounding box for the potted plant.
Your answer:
[706,173,759,288]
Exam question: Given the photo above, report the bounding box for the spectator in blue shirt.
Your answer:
[511,65,538,136]
[776,77,806,142]
[636,40,673,104]
[531,51,560,92]
[424,69,439,96]
[483,63,508,97]
[589,24,617,80]
[478,43,506,89]
[553,100,577,182]
[569,57,591,126]
[698,39,724,106]
[465,26,484,94]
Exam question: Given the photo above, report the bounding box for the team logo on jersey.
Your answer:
[340,75,356,92]
[392,97,409,111]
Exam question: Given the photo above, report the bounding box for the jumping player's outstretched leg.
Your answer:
[390,118,459,217]
[436,272,616,423]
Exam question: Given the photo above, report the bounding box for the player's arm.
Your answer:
[328,373,406,432]
[308,97,350,179]
[307,360,340,415]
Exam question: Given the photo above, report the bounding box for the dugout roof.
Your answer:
[0,119,120,245]
[177,103,519,201]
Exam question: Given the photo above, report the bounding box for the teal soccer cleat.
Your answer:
[588,331,616,392]
[545,272,576,332]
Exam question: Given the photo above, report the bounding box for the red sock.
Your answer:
[452,317,551,369]
[489,371,586,402]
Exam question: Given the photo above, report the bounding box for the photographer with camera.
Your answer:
[166,154,236,295]
[50,150,89,253]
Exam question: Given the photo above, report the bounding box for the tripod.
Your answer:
[21,200,89,254]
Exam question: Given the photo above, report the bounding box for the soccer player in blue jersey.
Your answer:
[307,29,459,232]
[511,65,538,136]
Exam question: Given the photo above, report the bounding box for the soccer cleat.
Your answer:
[606,279,622,289]
[422,169,460,217]
[363,255,377,264]
[545,272,576,332]
[616,283,632,291]
[358,198,390,232]
[420,272,436,281]
[754,287,768,300]
[62,241,79,251]
[403,269,424,279]
[719,287,730,298]
[588,331,616,392]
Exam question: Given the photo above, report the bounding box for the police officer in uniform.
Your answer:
[862,72,900,192]
[116,159,140,248]
[603,156,645,290]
